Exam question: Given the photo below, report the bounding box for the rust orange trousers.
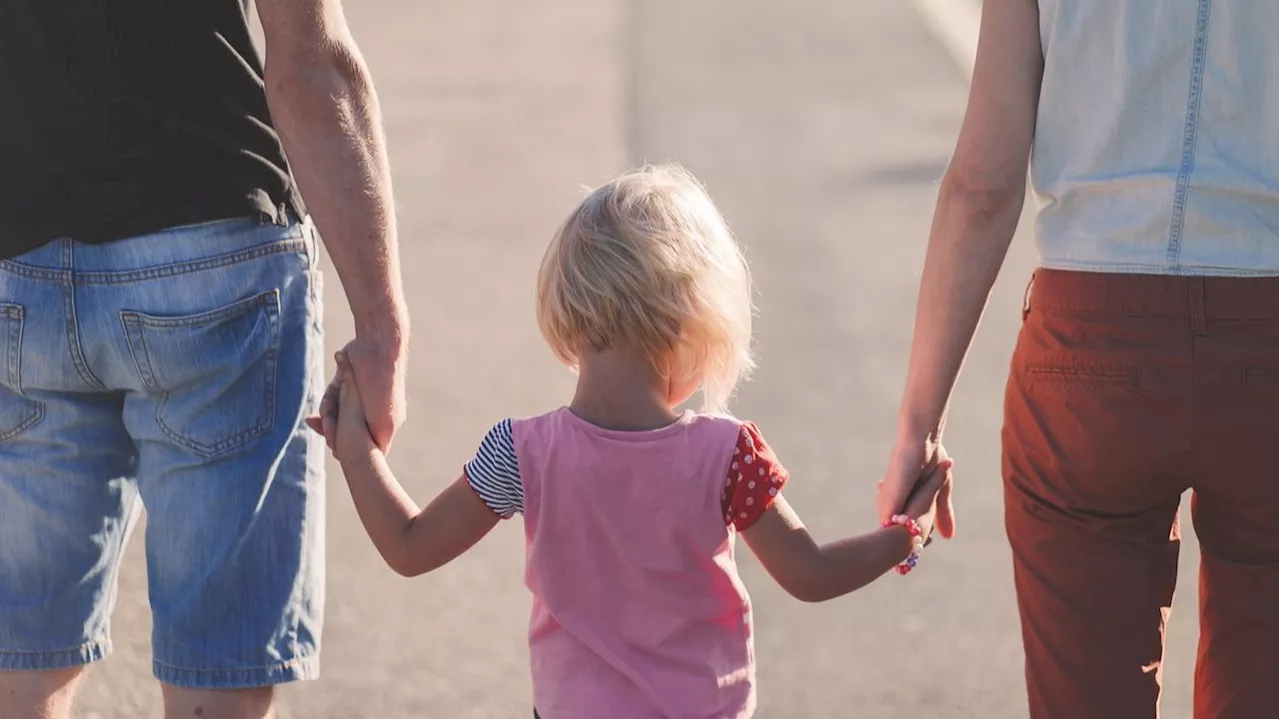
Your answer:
[1002,269,1278,719]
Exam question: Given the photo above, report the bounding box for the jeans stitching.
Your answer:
[151,655,317,675]
[121,289,280,329]
[61,242,108,390]
[151,651,320,691]
[0,638,111,658]
[156,398,273,457]
[0,403,44,443]
[120,314,159,390]
[2,304,17,387]
[0,304,45,441]
[126,291,282,457]
[0,238,308,284]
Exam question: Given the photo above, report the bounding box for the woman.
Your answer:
[878,1,1277,717]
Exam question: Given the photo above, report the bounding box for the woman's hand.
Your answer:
[879,439,956,539]
[898,447,954,542]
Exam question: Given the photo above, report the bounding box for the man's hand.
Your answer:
[878,438,957,539]
[259,0,408,452]
[331,351,380,463]
[310,335,407,453]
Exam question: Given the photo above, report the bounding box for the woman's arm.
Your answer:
[876,0,1045,534]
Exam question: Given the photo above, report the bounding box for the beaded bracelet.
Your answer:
[882,514,926,575]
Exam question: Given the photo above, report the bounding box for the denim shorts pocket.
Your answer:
[0,304,44,441]
[121,290,282,457]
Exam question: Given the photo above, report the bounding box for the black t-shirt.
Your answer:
[0,1,304,259]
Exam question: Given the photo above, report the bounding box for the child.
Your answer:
[318,164,952,719]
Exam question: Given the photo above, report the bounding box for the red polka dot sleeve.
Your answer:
[721,422,789,532]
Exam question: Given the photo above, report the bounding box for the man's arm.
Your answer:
[257,0,408,449]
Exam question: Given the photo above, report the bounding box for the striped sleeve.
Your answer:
[464,419,524,519]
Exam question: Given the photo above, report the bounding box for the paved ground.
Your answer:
[71,1,1201,716]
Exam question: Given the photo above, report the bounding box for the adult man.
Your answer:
[0,1,408,717]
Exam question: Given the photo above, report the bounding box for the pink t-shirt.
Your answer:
[464,408,789,718]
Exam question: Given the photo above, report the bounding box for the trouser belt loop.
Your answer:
[1189,277,1208,336]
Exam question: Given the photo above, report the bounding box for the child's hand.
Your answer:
[303,379,339,450]
[902,446,955,543]
[333,351,379,463]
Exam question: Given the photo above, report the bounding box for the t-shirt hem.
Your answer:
[1038,258,1278,278]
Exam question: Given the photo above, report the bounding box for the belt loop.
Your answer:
[1021,272,1036,321]
[60,237,73,273]
[303,215,319,269]
[1189,277,1207,335]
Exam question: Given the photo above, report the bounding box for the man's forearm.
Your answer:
[265,42,407,342]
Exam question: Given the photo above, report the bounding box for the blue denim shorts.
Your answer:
[0,216,325,689]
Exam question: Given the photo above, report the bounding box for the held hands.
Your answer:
[306,351,379,463]
[306,336,407,454]
[878,438,956,539]
[897,447,954,544]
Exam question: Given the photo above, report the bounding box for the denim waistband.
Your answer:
[0,215,314,282]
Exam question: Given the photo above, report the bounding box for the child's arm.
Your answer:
[741,459,950,602]
[340,453,499,577]
[332,354,499,577]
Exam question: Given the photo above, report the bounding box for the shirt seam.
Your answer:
[1165,0,1213,271]
[1038,258,1276,278]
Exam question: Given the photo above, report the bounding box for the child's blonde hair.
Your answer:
[536,164,754,414]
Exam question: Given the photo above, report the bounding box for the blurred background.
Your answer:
[70,1,1202,716]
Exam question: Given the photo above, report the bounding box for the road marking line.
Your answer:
[911,0,982,80]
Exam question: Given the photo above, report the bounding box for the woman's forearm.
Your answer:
[896,177,1023,445]
[895,0,1044,450]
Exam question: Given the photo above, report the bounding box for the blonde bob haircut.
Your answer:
[536,164,754,414]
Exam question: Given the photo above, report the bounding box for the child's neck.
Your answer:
[571,349,682,432]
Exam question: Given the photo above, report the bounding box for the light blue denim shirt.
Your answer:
[1031,0,1278,276]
